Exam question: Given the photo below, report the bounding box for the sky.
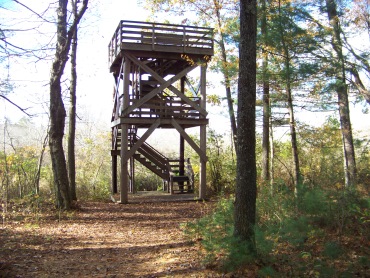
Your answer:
[1,0,369,146]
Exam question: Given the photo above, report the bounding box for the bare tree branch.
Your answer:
[12,0,55,24]
[0,94,32,117]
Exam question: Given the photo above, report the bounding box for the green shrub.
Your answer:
[279,216,311,246]
[258,266,279,277]
[183,197,274,272]
[322,241,342,259]
[299,188,329,215]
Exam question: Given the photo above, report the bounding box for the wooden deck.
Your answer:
[108,20,214,71]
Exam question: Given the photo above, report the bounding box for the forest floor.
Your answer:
[0,192,240,278]
[1,191,369,277]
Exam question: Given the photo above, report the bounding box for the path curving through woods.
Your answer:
[0,192,234,277]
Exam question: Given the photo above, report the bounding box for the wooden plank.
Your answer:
[120,19,213,31]
[120,44,214,56]
[113,117,208,127]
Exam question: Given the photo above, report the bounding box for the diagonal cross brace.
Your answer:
[123,53,208,117]
[171,118,207,162]
[124,119,161,161]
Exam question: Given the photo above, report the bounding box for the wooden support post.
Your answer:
[180,135,185,175]
[112,154,117,194]
[179,135,185,191]
[119,58,131,204]
[130,156,135,193]
[199,64,207,200]
[179,76,185,190]
[120,124,129,204]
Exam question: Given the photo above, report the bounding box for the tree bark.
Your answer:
[325,0,357,187]
[213,0,238,147]
[68,0,78,201]
[49,0,70,209]
[233,0,257,249]
[49,0,88,210]
[286,74,300,196]
[261,0,270,186]
[278,0,301,196]
[35,129,49,195]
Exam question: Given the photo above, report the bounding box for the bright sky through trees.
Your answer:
[0,0,369,138]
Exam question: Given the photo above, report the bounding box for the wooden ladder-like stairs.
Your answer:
[130,135,194,193]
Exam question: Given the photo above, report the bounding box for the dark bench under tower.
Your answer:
[109,20,214,203]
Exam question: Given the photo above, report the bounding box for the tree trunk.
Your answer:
[35,130,49,195]
[233,0,257,250]
[49,0,88,209]
[269,118,275,194]
[213,0,238,147]
[325,0,357,187]
[68,1,78,201]
[49,0,70,209]
[286,78,300,196]
[261,0,270,186]
[278,1,301,196]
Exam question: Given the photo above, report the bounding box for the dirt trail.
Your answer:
[0,193,225,278]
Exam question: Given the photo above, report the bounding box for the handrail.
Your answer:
[108,20,214,66]
[128,94,201,119]
[134,135,168,163]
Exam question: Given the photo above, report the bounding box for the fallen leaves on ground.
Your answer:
[0,193,236,277]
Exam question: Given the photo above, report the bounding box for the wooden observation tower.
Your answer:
[108,20,214,203]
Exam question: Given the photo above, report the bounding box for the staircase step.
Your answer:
[171,175,189,182]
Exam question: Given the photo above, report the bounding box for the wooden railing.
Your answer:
[128,95,201,119]
[133,136,168,168]
[108,20,214,66]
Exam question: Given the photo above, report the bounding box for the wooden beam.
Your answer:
[171,119,207,162]
[125,119,161,160]
[122,59,130,111]
[112,154,117,194]
[199,64,207,199]
[124,53,207,116]
[120,123,129,204]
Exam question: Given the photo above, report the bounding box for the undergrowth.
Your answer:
[182,186,370,276]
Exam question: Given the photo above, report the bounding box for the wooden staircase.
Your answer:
[114,126,194,193]
[132,136,169,180]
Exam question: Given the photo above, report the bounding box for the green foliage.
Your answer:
[183,198,273,272]
[206,130,236,195]
[299,188,329,215]
[258,266,279,278]
[186,130,236,196]
[134,167,163,192]
[185,183,369,275]
[279,216,311,246]
[0,146,41,199]
[322,241,342,259]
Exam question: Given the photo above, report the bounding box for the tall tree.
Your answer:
[325,0,357,187]
[277,0,301,196]
[233,0,257,248]
[49,0,88,209]
[260,0,271,187]
[68,0,79,202]
[342,0,370,104]
[144,0,239,147]
[262,0,323,194]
